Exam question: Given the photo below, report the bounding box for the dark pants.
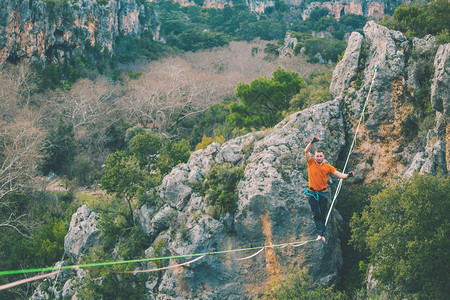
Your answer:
[308,192,328,236]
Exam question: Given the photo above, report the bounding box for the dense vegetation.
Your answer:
[351,174,450,299]
[379,0,450,43]
[264,267,345,299]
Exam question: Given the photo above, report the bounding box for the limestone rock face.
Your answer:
[430,43,450,172]
[136,100,345,299]
[330,31,363,99]
[362,21,408,129]
[431,43,450,118]
[64,205,102,259]
[300,0,404,21]
[330,21,448,183]
[0,0,159,66]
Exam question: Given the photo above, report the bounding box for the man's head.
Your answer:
[314,149,325,164]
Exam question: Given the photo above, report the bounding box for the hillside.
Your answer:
[28,20,449,299]
[0,1,449,299]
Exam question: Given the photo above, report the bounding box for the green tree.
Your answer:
[380,0,450,40]
[38,63,62,90]
[100,151,147,226]
[124,126,147,145]
[289,72,331,112]
[128,133,161,168]
[201,163,244,219]
[350,174,450,299]
[41,118,76,175]
[227,67,305,130]
[28,218,67,267]
[187,104,229,148]
[157,139,191,176]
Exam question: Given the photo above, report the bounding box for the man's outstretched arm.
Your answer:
[305,136,320,162]
[333,170,355,179]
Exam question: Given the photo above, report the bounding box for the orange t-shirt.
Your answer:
[307,158,336,191]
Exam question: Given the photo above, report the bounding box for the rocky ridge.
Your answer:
[0,0,159,66]
[31,21,449,299]
[300,0,409,20]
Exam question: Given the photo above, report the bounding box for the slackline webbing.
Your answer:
[113,255,206,274]
[0,239,316,290]
[0,270,62,291]
[0,239,314,277]
[325,66,378,227]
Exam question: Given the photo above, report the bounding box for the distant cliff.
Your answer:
[0,0,160,66]
[0,0,417,67]
[300,0,388,20]
[160,0,412,19]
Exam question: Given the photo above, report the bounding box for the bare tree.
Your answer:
[0,110,43,237]
[124,58,230,138]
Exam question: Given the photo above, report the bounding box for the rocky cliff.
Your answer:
[163,0,410,19]
[0,0,159,66]
[300,0,411,20]
[31,21,449,299]
[0,0,415,68]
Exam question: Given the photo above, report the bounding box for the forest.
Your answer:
[0,0,449,299]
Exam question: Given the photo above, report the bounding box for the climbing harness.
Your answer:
[303,187,327,201]
[324,65,378,227]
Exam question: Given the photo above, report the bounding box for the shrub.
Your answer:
[265,267,346,299]
[194,135,225,151]
[69,157,97,186]
[157,139,191,176]
[77,246,147,300]
[202,163,244,218]
[41,118,76,175]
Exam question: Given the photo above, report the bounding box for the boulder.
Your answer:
[64,205,102,259]
[431,43,450,117]
[330,31,363,99]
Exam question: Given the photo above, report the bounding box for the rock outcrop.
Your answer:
[33,21,449,299]
[430,43,450,172]
[0,0,159,66]
[300,0,409,21]
[64,205,102,259]
[140,99,346,299]
[329,31,363,98]
[343,21,446,181]
[31,205,99,299]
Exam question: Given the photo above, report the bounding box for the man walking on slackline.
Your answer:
[304,136,354,243]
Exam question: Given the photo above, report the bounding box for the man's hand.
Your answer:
[347,171,355,178]
[311,136,320,144]
[305,136,320,162]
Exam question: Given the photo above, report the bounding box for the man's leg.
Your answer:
[318,195,328,230]
[318,194,328,242]
[308,196,324,237]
